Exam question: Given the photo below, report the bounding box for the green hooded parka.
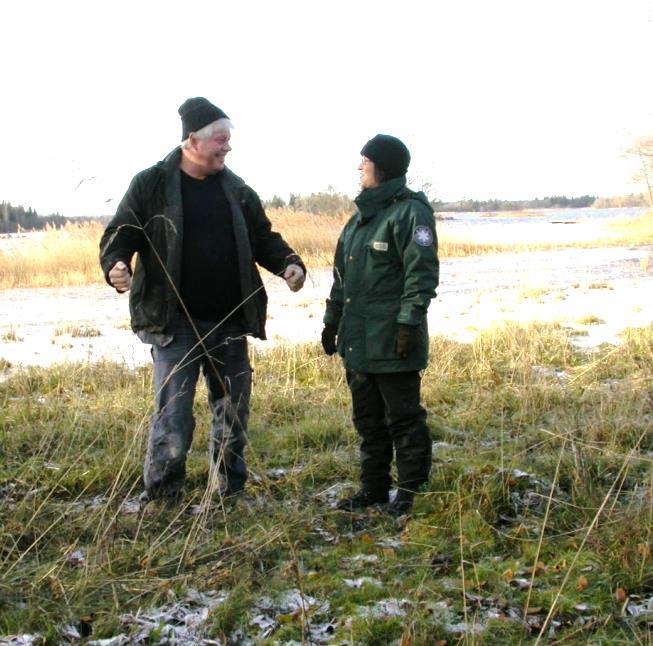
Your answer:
[324,176,439,373]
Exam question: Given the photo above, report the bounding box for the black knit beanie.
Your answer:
[178,97,229,140]
[360,134,411,180]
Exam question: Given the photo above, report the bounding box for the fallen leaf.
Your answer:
[576,575,589,592]
[526,562,546,576]
[400,629,412,646]
[615,587,627,603]
[502,568,514,582]
[360,534,374,545]
[526,607,543,614]
[381,547,396,559]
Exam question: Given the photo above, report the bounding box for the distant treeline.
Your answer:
[265,188,355,216]
[3,191,650,233]
[1,202,66,233]
[265,191,634,215]
[0,202,100,234]
[431,195,597,212]
[592,193,649,208]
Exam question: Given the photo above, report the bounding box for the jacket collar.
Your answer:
[355,176,407,221]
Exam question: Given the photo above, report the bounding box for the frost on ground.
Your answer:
[4,586,619,644]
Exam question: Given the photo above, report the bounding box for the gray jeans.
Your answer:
[144,316,252,498]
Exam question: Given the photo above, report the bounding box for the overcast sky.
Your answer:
[2,0,652,216]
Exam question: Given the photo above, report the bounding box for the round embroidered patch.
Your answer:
[413,225,433,246]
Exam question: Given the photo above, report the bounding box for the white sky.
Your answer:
[1,0,652,217]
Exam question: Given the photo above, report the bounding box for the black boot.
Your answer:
[386,490,415,516]
[336,489,389,512]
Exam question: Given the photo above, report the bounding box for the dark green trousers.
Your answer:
[346,370,432,494]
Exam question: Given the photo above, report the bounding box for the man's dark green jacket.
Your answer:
[323,176,439,373]
[99,147,303,344]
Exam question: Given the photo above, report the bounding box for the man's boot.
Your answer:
[138,488,183,509]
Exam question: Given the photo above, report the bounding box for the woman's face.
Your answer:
[358,156,380,190]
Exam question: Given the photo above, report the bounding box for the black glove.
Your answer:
[321,324,337,355]
[395,324,419,358]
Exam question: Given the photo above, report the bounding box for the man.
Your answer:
[321,134,438,516]
[100,97,305,506]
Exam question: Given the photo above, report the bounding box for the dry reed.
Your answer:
[0,222,104,289]
[1,210,651,289]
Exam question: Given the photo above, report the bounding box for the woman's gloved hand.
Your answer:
[321,324,337,355]
[394,324,419,358]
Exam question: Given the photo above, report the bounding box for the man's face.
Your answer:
[358,156,379,190]
[192,129,232,174]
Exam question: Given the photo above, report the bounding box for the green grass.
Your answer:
[0,324,652,643]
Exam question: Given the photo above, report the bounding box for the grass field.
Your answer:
[0,210,651,289]
[1,323,652,643]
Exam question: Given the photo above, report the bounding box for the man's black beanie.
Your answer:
[178,97,229,140]
[360,134,411,180]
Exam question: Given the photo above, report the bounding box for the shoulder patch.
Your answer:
[413,225,434,246]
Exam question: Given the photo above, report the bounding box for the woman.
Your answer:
[321,134,439,515]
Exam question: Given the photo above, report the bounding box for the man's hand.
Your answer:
[321,324,337,355]
[395,324,419,358]
[108,261,132,293]
[283,264,305,292]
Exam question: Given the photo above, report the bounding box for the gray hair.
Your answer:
[181,117,234,149]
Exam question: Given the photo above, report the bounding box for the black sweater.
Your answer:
[179,170,241,321]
